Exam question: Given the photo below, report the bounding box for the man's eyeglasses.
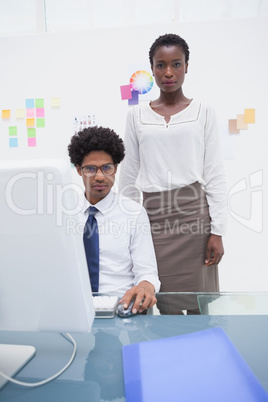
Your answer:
[80,163,116,177]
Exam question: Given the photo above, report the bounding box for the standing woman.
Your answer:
[119,34,227,311]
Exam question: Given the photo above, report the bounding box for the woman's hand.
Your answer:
[205,234,224,266]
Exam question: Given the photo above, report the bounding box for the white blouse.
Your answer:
[119,99,227,236]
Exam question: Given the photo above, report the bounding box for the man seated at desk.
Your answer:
[68,126,160,314]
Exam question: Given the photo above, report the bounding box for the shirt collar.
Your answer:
[83,190,117,216]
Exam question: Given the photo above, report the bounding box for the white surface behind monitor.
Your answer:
[0,159,95,333]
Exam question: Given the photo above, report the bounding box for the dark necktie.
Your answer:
[83,206,99,292]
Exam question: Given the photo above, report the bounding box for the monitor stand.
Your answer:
[0,344,36,389]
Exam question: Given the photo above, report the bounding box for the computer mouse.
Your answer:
[116,299,136,318]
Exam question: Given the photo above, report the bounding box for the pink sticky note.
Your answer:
[120,85,132,100]
[36,108,45,117]
[26,108,35,118]
[228,119,240,134]
[28,137,36,147]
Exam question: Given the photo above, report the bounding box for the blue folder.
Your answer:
[122,327,268,402]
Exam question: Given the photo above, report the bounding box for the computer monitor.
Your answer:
[0,159,95,388]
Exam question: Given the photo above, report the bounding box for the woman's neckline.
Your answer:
[149,98,194,123]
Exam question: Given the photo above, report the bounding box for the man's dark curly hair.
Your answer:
[149,33,190,66]
[68,126,125,166]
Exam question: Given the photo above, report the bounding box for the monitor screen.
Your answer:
[0,159,95,334]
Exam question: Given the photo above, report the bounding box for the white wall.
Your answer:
[0,16,267,291]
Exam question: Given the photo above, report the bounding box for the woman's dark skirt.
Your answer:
[143,182,219,294]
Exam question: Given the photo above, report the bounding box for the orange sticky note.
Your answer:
[26,118,35,127]
[236,115,248,130]
[2,110,11,119]
[244,109,255,124]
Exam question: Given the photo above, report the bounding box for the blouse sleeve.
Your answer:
[119,107,141,203]
[203,104,228,236]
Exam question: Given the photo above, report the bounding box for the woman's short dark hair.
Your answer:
[149,33,190,66]
[68,126,125,166]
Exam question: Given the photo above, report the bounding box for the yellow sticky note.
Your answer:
[26,118,35,127]
[2,110,11,119]
[244,109,255,124]
[236,115,248,130]
[16,109,25,119]
[51,97,60,107]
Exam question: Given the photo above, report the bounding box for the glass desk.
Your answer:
[155,291,268,315]
[0,292,268,401]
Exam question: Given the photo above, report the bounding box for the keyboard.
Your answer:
[93,295,119,318]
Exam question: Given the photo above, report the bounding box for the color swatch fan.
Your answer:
[130,70,153,94]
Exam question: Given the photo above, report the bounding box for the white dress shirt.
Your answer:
[78,190,160,294]
[119,99,227,236]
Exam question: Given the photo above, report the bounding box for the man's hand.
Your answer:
[119,281,157,314]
